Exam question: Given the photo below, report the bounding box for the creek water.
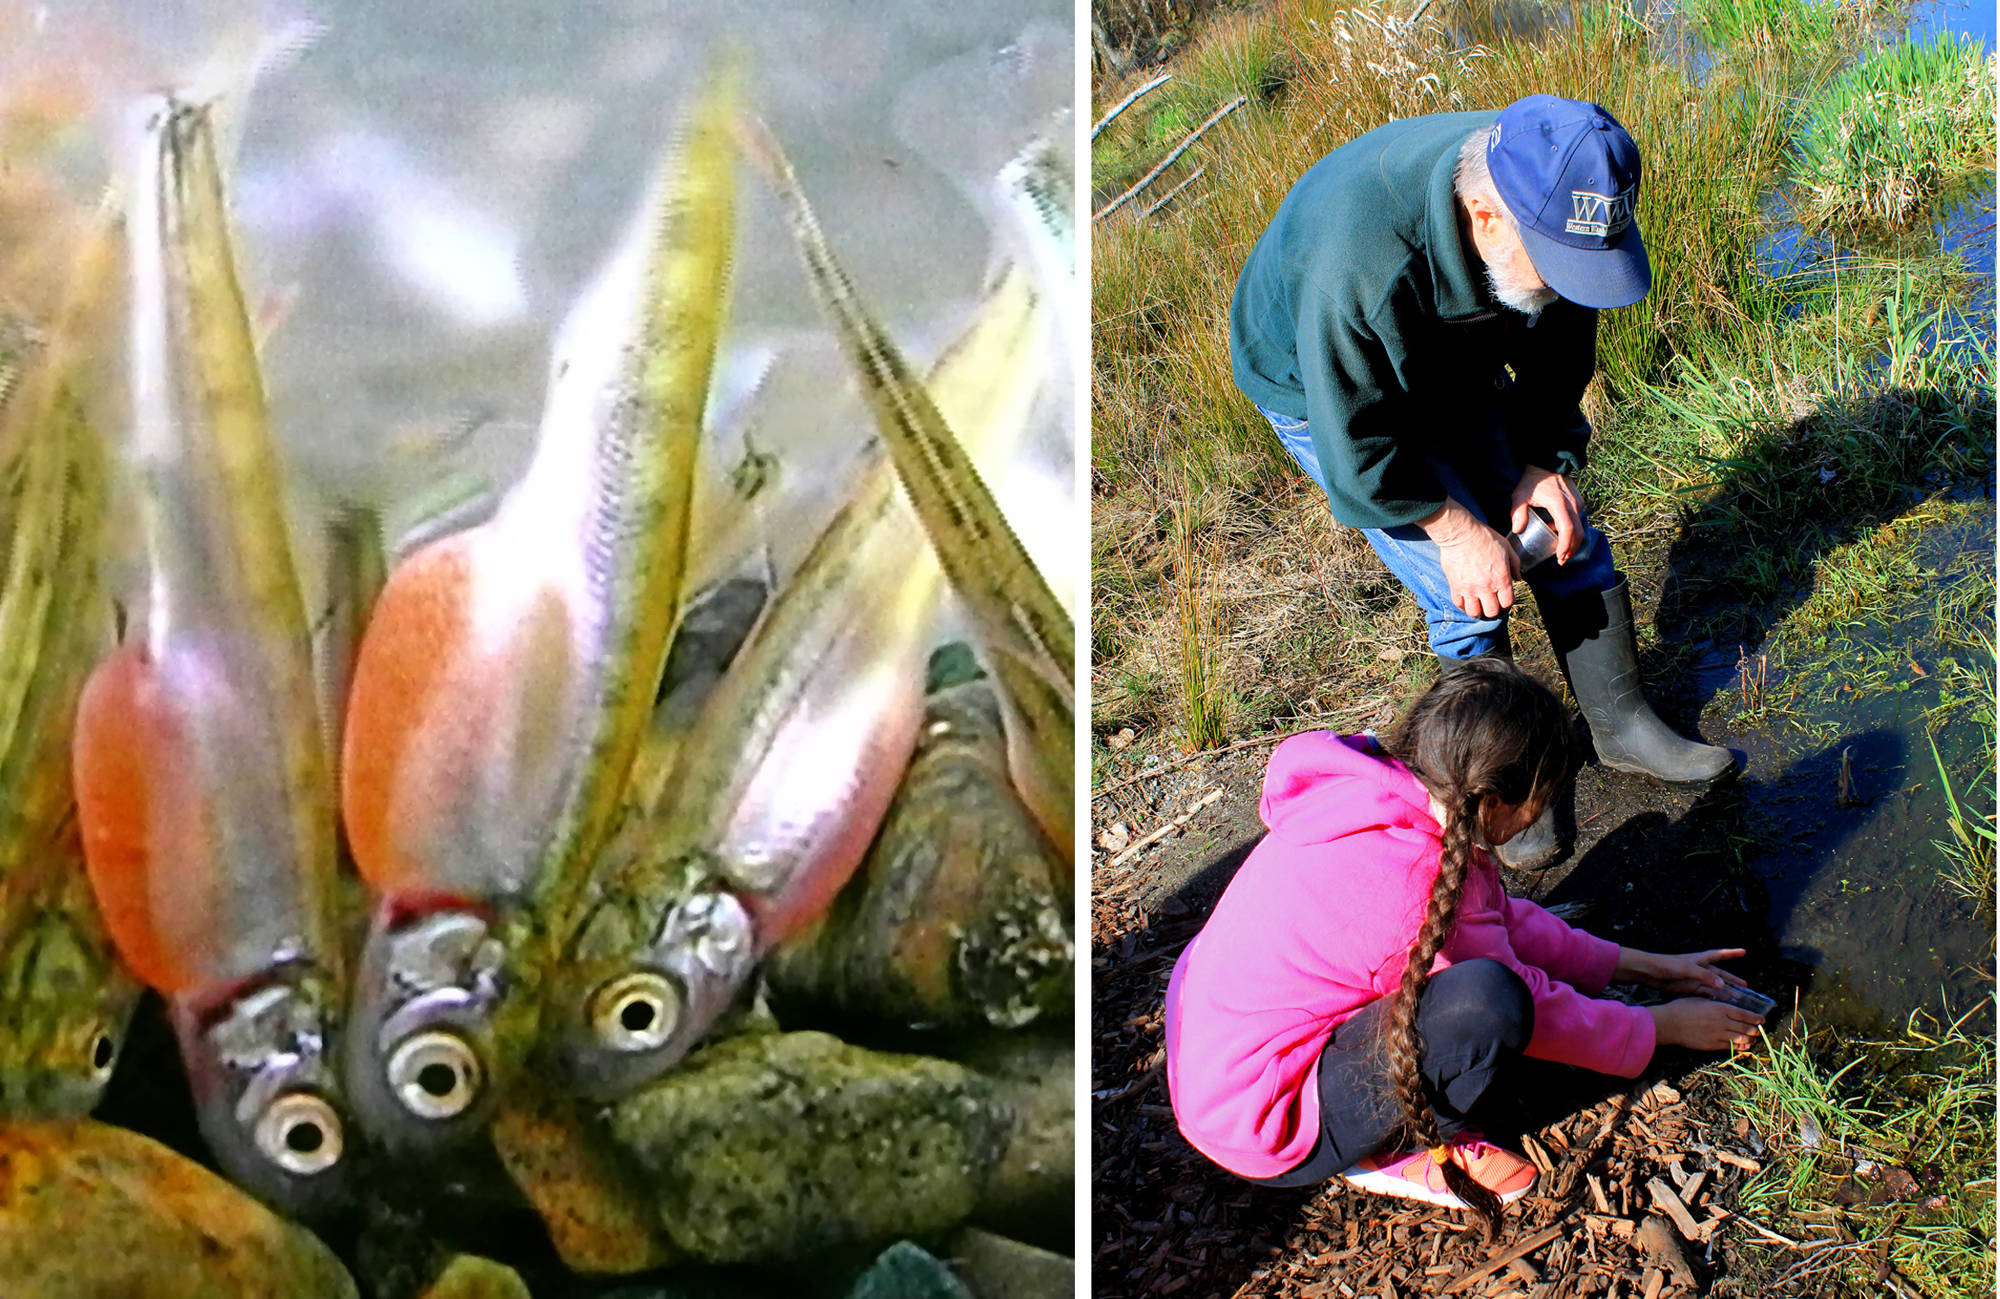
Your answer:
[1651,499,1996,1037]
[1609,0,1998,1035]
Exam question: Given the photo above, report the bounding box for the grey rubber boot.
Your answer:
[1433,625,1559,869]
[1539,574,1735,786]
[1492,804,1559,872]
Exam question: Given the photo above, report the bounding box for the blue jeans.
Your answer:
[1259,406,1617,658]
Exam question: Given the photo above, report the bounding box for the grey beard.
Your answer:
[1487,262,1559,317]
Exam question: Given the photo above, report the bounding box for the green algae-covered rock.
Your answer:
[954,1031,1072,1234]
[0,1119,356,1297]
[417,1254,532,1299]
[924,642,985,693]
[847,1241,972,1299]
[769,683,1071,1031]
[943,1229,1072,1299]
[605,1031,1010,1263]
[490,1069,676,1274]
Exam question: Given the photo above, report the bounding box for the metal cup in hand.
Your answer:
[1507,511,1560,570]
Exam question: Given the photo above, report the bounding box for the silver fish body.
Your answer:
[338,73,736,1153]
[553,228,1056,1103]
[72,96,350,1215]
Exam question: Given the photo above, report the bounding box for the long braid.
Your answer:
[1382,793,1502,1235]
[1377,657,1576,1240]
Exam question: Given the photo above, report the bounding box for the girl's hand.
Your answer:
[1650,997,1763,1052]
[1616,947,1751,996]
[1654,948,1751,997]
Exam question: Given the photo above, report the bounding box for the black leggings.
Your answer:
[1250,958,1534,1187]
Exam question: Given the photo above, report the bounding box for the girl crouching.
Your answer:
[1164,659,1762,1231]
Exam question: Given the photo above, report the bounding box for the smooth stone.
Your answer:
[768,683,1071,1031]
[942,1228,1072,1299]
[924,642,985,693]
[417,1254,532,1299]
[655,576,769,726]
[0,1118,356,1298]
[847,1241,972,1299]
[605,1031,1009,1263]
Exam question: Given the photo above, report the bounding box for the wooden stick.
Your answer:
[1140,165,1207,220]
[1442,1223,1567,1293]
[1093,95,1247,222]
[1091,1055,1164,1106]
[1107,786,1225,869]
[1646,1177,1704,1240]
[1097,730,1295,796]
[1092,72,1173,139]
[1733,1216,1802,1248]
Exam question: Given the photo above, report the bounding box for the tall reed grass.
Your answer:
[1170,491,1227,749]
[1788,34,1997,227]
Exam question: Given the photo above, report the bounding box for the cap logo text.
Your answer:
[1566,188,1633,238]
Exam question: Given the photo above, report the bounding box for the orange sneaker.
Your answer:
[1338,1134,1536,1208]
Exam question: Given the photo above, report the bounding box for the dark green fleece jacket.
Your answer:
[1228,111,1597,531]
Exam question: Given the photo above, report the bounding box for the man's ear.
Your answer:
[1464,190,1508,238]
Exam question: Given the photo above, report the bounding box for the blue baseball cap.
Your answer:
[1486,95,1651,310]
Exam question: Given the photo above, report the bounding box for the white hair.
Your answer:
[1455,126,1557,316]
[1454,127,1516,229]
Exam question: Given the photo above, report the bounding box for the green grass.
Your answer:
[1927,648,1997,908]
[1788,34,1997,228]
[1680,0,1849,51]
[1591,276,1994,740]
[1717,1006,1996,1296]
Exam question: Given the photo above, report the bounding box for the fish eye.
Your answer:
[90,1031,117,1078]
[589,971,681,1053]
[254,1093,343,1176]
[386,1031,483,1120]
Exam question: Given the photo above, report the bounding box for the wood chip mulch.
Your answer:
[1091,890,1797,1299]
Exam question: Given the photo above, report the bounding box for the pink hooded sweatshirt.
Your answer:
[1164,731,1655,1179]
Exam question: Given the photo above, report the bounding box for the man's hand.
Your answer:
[1418,498,1518,620]
[1615,947,1752,997]
[1649,997,1763,1052]
[1510,465,1584,565]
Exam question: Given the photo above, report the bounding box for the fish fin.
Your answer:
[182,16,325,184]
[742,117,1074,688]
[71,642,200,994]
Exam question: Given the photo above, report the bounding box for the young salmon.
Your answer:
[70,97,351,1214]
[337,72,737,1153]
[744,123,1075,873]
[550,224,1052,1102]
[0,221,141,1117]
